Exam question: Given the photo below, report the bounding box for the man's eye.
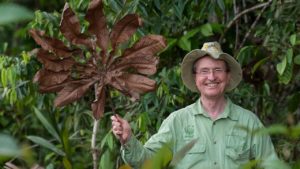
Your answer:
[215,68,223,72]
[201,70,209,74]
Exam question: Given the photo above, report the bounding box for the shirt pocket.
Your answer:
[225,133,250,165]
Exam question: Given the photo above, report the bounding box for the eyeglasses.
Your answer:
[194,68,227,76]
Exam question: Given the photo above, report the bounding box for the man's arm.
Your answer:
[111,114,174,168]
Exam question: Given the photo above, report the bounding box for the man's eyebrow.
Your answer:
[198,66,225,69]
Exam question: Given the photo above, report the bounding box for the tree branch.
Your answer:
[219,1,272,43]
[238,0,272,49]
[234,0,239,51]
[227,1,271,30]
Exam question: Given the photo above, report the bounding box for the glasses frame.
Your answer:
[193,67,229,76]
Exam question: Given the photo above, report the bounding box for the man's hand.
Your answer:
[111,114,132,145]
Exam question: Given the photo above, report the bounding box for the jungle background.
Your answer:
[0,0,300,169]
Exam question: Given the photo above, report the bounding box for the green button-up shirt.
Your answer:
[122,98,278,169]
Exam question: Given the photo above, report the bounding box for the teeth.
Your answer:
[207,83,218,87]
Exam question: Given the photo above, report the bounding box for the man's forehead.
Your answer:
[194,55,227,67]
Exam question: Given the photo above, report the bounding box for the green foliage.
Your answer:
[0,134,20,162]
[0,3,33,25]
[141,145,172,169]
[1,0,300,168]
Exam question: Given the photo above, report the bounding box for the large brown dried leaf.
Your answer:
[86,0,109,52]
[91,84,106,119]
[54,79,95,107]
[110,14,142,49]
[110,55,159,75]
[118,73,156,93]
[108,76,138,100]
[74,64,98,78]
[122,35,167,59]
[60,3,93,48]
[29,0,166,120]
[33,69,70,86]
[39,83,67,93]
[121,62,158,75]
[37,49,60,61]
[37,49,75,72]
[110,73,155,100]
[33,69,70,93]
[29,29,73,57]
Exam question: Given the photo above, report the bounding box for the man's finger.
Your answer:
[115,114,124,122]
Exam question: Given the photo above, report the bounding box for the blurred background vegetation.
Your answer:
[0,0,299,168]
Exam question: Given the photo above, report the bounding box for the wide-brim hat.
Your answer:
[181,42,242,93]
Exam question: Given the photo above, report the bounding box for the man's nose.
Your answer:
[207,71,216,80]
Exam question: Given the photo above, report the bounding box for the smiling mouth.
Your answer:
[206,83,219,87]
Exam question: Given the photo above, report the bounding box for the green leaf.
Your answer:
[100,149,114,169]
[236,46,255,66]
[241,160,260,169]
[286,48,293,64]
[138,112,150,132]
[177,37,191,51]
[9,89,17,105]
[118,164,132,169]
[217,0,225,12]
[0,134,20,158]
[33,107,61,142]
[170,138,198,166]
[200,23,213,37]
[6,67,13,86]
[290,34,296,46]
[182,28,201,39]
[165,38,177,51]
[263,159,291,169]
[62,116,72,156]
[101,132,114,151]
[251,57,270,74]
[0,3,33,25]
[256,124,288,135]
[294,55,300,65]
[63,157,72,169]
[27,136,65,156]
[276,56,287,75]
[278,63,293,84]
[107,133,114,151]
[290,125,300,139]
[287,92,300,112]
[177,27,201,51]
[141,144,172,169]
[1,69,7,87]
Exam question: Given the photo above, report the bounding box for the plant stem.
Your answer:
[92,118,100,169]
[219,1,271,43]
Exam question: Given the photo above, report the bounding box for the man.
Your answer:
[111,42,278,169]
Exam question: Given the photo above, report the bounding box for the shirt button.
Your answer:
[213,141,217,144]
[214,162,217,165]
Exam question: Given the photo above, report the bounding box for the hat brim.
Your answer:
[181,49,242,93]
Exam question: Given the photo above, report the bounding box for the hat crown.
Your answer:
[201,42,223,59]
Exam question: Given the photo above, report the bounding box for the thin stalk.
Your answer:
[92,57,100,169]
[92,118,100,169]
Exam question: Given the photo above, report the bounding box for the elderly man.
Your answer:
[111,42,278,169]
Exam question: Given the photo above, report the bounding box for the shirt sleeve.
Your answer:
[121,114,175,168]
[252,121,279,169]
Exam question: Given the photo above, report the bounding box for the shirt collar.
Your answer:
[193,97,238,121]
